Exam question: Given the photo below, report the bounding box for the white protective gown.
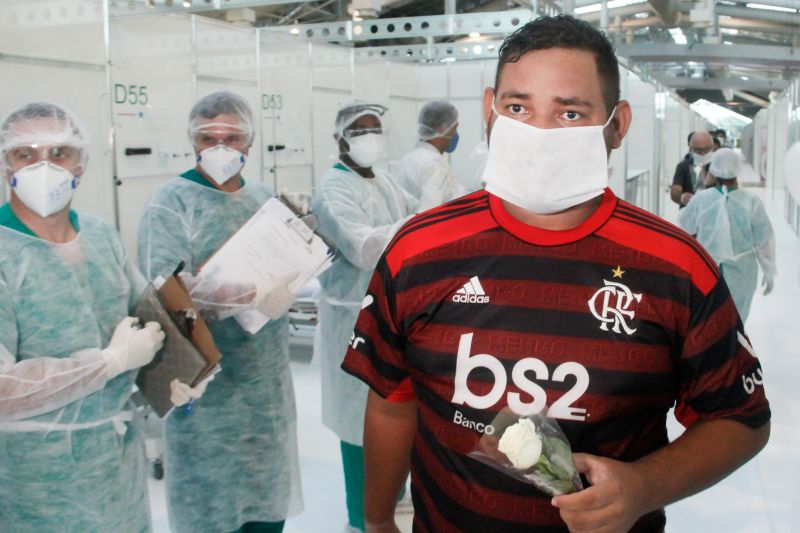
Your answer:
[397,141,466,202]
[679,186,776,321]
[137,171,303,532]
[312,162,415,445]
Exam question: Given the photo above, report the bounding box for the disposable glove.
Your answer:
[762,274,774,296]
[254,270,299,319]
[101,317,166,379]
[170,377,212,407]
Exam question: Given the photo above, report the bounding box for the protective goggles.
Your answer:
[342,127,384,139]
[192,123,251,151]
[4,144,83,171]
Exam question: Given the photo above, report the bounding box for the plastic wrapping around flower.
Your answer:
[468,409,583,496]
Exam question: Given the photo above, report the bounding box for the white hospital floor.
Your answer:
[149,187,800,533]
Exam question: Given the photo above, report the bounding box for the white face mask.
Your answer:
[482,105,616,214]
[197,145,246,185]
[691,152,712,166]
[346,133,385,168]
[11,161,77,217]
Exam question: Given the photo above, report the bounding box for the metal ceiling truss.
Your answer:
[617,43,800,67]
[656,75,789,90]
[259,10,541,42]
[110,0,311,18]
[350,39,505,62]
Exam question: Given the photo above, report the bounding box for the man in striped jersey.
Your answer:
[343,15,770,533]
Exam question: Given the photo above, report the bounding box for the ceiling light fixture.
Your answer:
[746,3,796,12]
[668,27,687,45]
[575,0,647,15]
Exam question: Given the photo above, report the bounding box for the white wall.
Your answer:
[753,97,789,194]
[0,0,112,221]
[110,14,195,257]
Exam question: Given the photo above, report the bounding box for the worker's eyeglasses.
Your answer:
[5,144,82,171]
[194,132,250,151]
[692,146,713,155]
[343,127,383,139]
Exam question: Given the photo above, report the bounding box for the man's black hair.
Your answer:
[494,15,620,114]
[688,132,694,146]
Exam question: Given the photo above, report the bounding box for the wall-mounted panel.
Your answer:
[449,62,483,99]
[196,18,256,82]
[388,63,417,99]
[415,64,448,99]
[310,44,351,92]
[111,14,194,181]
[0,0,105,64]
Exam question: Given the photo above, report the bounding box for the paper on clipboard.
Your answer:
[200,196,334,334]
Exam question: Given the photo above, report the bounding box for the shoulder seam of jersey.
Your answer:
[385,192,489,255]
[614,203,719,275]
[384,193,494,276]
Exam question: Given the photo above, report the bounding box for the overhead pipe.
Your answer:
[728,0,800,9]
[719,16,799,32]
[716,4,800,25]
[733,90,770,107]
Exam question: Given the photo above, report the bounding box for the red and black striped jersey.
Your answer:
[342,188,770,532]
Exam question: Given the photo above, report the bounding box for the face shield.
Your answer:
[191,123,252,152]
[334,103,388,139]
[0,103,89,176]
[334,102,390,169]
[187,91,255,150]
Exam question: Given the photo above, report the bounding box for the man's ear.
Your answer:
[482,87,496,127]
[606,100,632,151]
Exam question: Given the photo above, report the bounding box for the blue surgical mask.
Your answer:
[445,132,460,153]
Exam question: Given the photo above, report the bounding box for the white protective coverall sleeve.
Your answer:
[416,161,463,211]
[315,176,413,271]
[0,277,109,421]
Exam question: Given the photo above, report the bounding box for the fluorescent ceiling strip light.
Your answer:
[575,0,647,15]
[745,3,797,12]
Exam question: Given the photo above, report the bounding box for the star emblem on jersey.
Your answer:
[452,276,490,304]
[611,265,625,278]
[587,279,642,335]
[361,294,374,310]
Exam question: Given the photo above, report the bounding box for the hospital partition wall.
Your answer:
[0,1,707,259]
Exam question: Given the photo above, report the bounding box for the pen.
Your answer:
[184,399,194,416]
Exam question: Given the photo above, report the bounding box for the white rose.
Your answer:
[498,418,543,470]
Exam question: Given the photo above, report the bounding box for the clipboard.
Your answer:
[200,194,335,334]
[134,267,221,417]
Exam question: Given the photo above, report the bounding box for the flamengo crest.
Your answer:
[587,266,642,335]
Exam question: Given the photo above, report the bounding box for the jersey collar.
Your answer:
[488,188,617,246]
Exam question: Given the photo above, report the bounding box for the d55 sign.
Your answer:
[114,84,149,106]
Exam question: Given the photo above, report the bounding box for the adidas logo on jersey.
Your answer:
[452,276,490,304]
